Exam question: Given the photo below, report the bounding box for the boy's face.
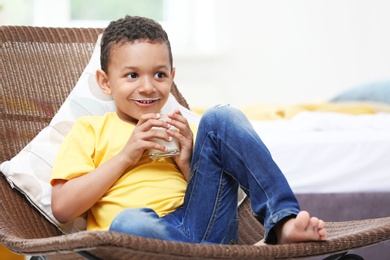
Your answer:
[96,40,175,124]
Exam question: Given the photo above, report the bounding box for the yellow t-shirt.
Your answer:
[51,112,192,231]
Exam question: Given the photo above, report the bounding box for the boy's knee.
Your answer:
[109,208,159,233]
[202,105,244,126]
[203,104,231,121]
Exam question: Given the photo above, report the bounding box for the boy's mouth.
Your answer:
[131,98,161,105]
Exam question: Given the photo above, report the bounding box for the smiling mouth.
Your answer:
[131,98,161,104]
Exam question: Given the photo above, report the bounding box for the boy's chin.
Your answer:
[115,111,139,124]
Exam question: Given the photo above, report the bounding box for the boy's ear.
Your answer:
[171,67,176,81]
[96,69,111,95]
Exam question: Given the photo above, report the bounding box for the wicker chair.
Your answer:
[1,26,390,260]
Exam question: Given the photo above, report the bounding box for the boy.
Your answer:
[51,15,327,245]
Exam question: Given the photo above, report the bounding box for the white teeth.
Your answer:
[133,98,158,104]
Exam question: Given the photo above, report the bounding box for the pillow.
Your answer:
[0,35,201,234]
[331,80,390,104]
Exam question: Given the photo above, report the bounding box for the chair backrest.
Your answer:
[0,26,102,162]
[0,26,189,163]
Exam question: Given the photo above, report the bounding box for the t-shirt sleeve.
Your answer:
[50,118,96,185]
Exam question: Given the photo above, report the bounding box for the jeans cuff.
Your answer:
[263,208,299,244]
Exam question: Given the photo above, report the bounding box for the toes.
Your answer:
[295,211,310,229]
[318,219,325,229]
[278,211,328,244]
[309,216,319,227]
[319,228,327,236]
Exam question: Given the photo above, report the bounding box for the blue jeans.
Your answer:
[109,105,300,244]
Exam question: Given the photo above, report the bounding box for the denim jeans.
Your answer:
[109,105,300,244]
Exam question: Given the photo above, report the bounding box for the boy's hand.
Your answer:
[166,109,193,181]
[120,110,193,181]
[120,113,172,166]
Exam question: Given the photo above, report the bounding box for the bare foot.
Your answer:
[254,211,327,246]
[276,211,327,244]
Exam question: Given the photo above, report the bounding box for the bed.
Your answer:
[250,111,390,194]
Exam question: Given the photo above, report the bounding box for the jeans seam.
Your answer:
[202,168,225,242]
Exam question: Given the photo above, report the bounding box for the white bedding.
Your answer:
[250,112,390,193]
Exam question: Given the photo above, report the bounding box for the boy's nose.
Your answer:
[139,77,155,94]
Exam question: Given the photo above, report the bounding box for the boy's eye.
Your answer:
[155,72,166,79]
[127,73,138,78]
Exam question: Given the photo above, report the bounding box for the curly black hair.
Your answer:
[100,15,173,73]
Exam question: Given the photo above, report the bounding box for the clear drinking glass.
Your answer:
[148,115,180,159]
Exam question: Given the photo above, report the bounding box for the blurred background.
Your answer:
[1,0,390,109]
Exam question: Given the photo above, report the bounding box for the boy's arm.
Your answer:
[51,151,131,223]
